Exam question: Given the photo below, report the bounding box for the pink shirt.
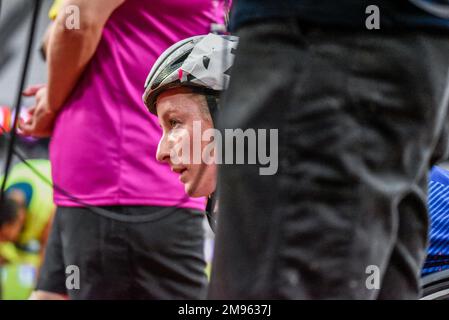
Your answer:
[50,0,225,209]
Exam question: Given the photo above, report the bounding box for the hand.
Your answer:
[20,84,57,138]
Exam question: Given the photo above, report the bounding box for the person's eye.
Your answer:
[169,119,181,128]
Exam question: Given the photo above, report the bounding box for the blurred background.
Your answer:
[0,0,53,168]
[0,1,57,300]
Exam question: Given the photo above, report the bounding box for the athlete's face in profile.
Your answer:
[156,87,216,198]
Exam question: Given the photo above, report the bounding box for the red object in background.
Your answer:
[0,106,12,133]
[0,106,38,143]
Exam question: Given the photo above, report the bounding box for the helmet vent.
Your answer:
[151,50,193,90]
[203,56,211,69]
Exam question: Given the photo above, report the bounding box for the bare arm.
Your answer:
[40,23,53,60]
[20,0,125,137]
[47,0,126,112]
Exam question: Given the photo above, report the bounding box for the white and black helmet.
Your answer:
[143,33,239,115]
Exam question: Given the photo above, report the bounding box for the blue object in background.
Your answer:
[423,166,449,275]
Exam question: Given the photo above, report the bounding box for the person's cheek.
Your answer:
[185,129,195,166]
[168,128,190,165]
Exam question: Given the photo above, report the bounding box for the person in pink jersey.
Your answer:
[20,0,227,300]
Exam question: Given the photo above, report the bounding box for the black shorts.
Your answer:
[36,206,207,300]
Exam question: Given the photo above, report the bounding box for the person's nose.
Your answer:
[156,134,171,163]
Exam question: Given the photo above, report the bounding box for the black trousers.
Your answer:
[37,206,207,300]
[209,20,449,299]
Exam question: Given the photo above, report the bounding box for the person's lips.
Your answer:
[172,167,187,174]
[172,167,188,181]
